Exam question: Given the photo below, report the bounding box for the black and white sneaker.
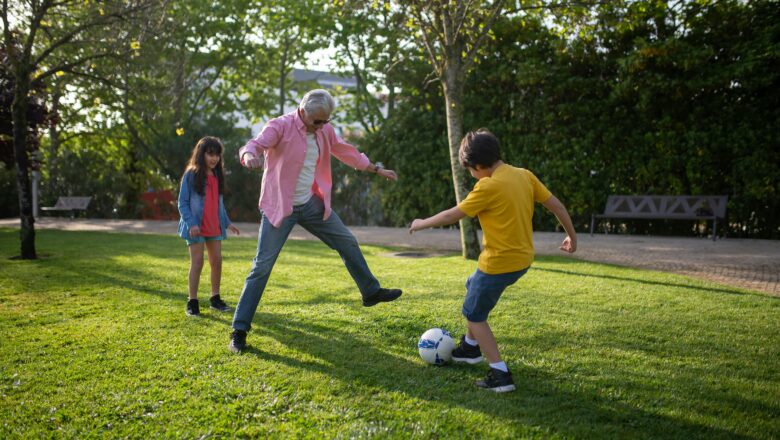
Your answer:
[210,294,230,312]
[186,299,200,316]
[362,288,402,307]
[475,368,516,393]
[229,330,247,353]
[451,335,483,364]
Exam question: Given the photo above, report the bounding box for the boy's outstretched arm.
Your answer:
[409,206,466,234]
[542,195,578,253]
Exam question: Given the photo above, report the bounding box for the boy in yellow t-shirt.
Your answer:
[410,129,577,393]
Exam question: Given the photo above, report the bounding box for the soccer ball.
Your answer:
[418,328,455,365]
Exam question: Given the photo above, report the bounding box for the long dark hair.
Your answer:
[184,136,225,196]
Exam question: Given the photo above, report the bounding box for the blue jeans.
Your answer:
[232,195,380,331]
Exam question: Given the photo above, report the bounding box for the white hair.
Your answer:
[299,89,335,115]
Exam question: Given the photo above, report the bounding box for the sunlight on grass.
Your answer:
[0,229,778,438]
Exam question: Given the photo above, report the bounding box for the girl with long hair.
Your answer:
[177,136,240,316]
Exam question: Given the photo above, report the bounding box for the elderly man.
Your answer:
[229,89,402,353]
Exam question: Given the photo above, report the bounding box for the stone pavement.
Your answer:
[2,217,778,296]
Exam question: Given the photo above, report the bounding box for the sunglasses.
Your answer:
[312,118,332,125]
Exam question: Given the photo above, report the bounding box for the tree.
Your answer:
[236,0,331,121]
[0,37,50,221]
[114,0,254,217]
[330,0,414,132]
[407,0,505,259]
[1,0,156,259]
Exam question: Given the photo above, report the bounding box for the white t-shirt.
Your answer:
[293,133,320,205]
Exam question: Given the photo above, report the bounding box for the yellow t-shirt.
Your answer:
[458,164,552,274]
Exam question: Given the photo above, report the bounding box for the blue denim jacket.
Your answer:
[177,170,232,241]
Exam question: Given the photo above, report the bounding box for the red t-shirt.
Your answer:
[200,174,220,237]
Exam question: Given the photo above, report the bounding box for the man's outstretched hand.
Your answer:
[242,152,264,169]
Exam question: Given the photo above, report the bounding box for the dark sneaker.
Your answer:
[229,330,247,353]
[475,368,516,393]
[186,299,200,316]
[210,294,230,312]
[451,335,483,364]
[362,288,403,307]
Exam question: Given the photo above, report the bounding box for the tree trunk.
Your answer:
[12,73,36,259]
[441,62,480,260]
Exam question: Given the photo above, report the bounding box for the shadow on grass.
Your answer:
[533,266,757,297]
[242,312,747,440]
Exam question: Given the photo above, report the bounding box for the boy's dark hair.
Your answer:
[185,136,225,196]
[459,129,501,169]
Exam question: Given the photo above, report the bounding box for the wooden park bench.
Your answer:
[41,196,92,219]
[590,195,728,241]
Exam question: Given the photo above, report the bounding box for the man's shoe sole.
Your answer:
[452,355,483,364]
[211,306,231,312]
[228,344,244,353]
[362,291,402,307]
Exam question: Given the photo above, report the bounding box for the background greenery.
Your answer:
[1,229,778,438]
[2,0,778,238]
[359,1,779,237]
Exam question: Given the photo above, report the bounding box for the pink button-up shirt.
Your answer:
[239,110,371,227]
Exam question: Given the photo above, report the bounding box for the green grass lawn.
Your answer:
[0,229,778,439]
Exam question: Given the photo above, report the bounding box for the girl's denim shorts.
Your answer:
[185,235,223,246]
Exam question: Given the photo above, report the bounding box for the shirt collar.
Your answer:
[293,109,307,132]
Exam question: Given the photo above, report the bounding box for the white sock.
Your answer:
[489,361,508,372]
[465,336,479,347]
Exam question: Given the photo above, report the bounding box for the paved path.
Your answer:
[2,218,778,296]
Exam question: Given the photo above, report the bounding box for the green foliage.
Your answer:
[358,82,455,227]
[41,132,132,217]
[364,0,779,238]
[38,0,263,219]
[235,0,333,118]
[1,229,778,438]
[329,0,414,131]
[11,0,778,240]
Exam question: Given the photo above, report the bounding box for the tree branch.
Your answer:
[440,0,454,47]
[184,61,228,127]
[2,0,11,52]
[31,51,127,87]
[55,68,128,91]
[451,0,475,41]
[59,130,103,145]
[463,1,504,71]
[32,3,150,67]
[411,4,444,77]
[505,0,612,15]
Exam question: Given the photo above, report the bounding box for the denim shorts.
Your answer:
[185,235,223,246]
[462,267,529,322]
